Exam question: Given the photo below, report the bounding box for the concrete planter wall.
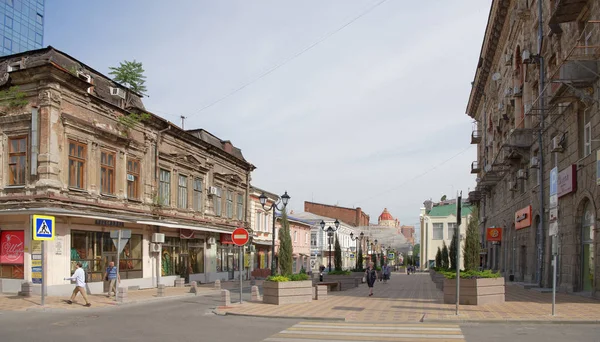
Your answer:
[432,272,445,290]
[322,275,361,290]
[443,277,505,305]
[263,280,313,305]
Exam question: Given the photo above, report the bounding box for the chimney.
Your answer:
[356,207,362,227]
[222,140,233,153]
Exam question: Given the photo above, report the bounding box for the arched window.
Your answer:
[581,201,594,291]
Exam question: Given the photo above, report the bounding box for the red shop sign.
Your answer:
[220,233,234,244]
[0,230,25,264]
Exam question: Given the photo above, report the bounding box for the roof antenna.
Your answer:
[180,115,187,130]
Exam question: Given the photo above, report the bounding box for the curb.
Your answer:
[213,309,346,322]
[424,318,600,325]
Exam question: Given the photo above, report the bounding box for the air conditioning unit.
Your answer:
[77,72,91,83]
[508,181,518,191]
[517,169,527,179]
[207,237,216,245]
[150,243,162,253]
[551,135,564,153]
[126,174,135,182]
[209,186,218,195]
[529,156,539,168]
[110,87,126,99]
[498,101,505,111]
[513,86,522,96]
[484,164,492,172]
[504,87,513,96]
[524,103,532,114]
[152,233,165,243]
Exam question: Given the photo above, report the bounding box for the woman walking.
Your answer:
[365,262,377,296]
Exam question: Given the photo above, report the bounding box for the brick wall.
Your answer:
[304,201,370,227]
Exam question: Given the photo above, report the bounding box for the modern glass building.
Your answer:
[0,0,44,56]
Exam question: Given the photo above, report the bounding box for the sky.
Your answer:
[45,0,491,232]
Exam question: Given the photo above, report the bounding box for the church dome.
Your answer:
[379,208,394,221]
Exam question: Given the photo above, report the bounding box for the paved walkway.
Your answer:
[216,273,600,323]
[0,285,219,312]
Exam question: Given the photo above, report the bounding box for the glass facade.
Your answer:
[0,0,45,56]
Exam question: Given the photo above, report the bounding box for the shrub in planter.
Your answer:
[328,270,351,275]
[441,269,505,305]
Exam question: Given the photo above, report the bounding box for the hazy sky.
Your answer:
[45,1,490,229]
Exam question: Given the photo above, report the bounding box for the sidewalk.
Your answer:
[0,285,219,312]
[216,273,600,323]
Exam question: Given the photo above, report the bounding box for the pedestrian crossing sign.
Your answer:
[33,215,55,240]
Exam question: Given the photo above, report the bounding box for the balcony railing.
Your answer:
[471,161,481,174]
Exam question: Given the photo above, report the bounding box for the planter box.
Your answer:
[432,272,445,290]
[322,275,360,290]
[263,280,313,305]
[443,277,505,305]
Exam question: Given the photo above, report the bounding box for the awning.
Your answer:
[253,240,272,246]
[135,220,232,234]
[0,208,130,222]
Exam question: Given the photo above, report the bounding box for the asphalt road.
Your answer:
[461,322,600,342]
[0,294,297,342]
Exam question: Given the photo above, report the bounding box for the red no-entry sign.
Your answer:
[231,227,249,246]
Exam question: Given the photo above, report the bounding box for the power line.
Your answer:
[191,0,389,115]
[357,145,475,203]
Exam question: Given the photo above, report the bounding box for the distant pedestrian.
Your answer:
[103,261,119,298]
[382,263,391,283]
[65,262,91,307]
[365,262,377,296]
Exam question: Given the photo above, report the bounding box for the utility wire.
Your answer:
[357,145,475,203]
[191,0,389,115]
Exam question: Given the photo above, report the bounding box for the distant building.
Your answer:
[377,208,399,227]
[400,225,415,245]
[0,0,45,56]
[304,201,370,227]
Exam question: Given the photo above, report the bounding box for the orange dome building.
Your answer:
[377,208,399,227]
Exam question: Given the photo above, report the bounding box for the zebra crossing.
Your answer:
[261,321,465,341]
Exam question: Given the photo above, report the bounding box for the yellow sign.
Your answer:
[31,240,42,254]
[32,260,41,267]
[32,215,55,240]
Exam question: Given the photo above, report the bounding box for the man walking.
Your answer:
[103,261,119,298]
[65,262,91,307]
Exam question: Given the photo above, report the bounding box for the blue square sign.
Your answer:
[33,215,55,240]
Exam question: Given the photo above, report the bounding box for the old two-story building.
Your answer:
[0,47,255,295]
[248,185,278,278]
[467,1,600,295]
[274,212,311,274]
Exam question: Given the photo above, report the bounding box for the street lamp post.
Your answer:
[259,191,290,276]
[350,232,364,270]
[320,219,340,272]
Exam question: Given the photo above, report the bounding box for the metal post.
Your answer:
[239,245,243,304]
[116,230,121,289]
[271,207,276,276]
[328,238,332,272]
[456,192,462,316]
[536,0,546,287]
[41,240,46,306]
[552,235,557,316]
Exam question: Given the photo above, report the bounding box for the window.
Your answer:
[126,159,140,200]
[584,122,591,157]
[214,186,222,216]
[8,136,27,185]
[236,194,243,220]
[294,230,298,242]
[193,178,203,211]
[447,223,457,241]
[68,140,86,188]
[264,213,269,233]
[256,212,262,231]
[305,233,309,244]
[162,237,204,276]
[226,190,233,218]
[578,108,591,158]
[178,175,188,209]
[311,233,317,247]
[36,13,43,25]
[100,151,116,195]
[432,223,444,240]
[158,169,171,205]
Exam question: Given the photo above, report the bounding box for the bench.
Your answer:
[317,281,339,292]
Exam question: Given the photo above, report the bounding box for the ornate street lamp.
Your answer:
[259,191,290,276]
[350,231,364,269]
[320,219,340,272]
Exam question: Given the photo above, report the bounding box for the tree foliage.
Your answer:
[334,234,342,271]
[441,241,449,269]
[0,86,28,111]
[277,209,293,275]
[357,245,364,271]
[463,205,481,271]
[441,195,447,201]
[109,60,147,95]
[449,231,458,270]
[435,247,442,268]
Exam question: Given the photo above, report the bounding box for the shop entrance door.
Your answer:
[179,253,190,283]
[520,245,527,281]
[227,251,235,280]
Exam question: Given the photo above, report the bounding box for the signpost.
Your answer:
[455,192,462,316]
[32,215,55,306]
[232,228,249,304]
[110,229,131,290]
[549,166,558,316]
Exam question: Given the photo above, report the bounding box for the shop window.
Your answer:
[70,230,143,282]
[158,169,170,205]
[161,237,205,276]
[100,150,116,195]
[8,136,27,185]
[216,243,237,272]
[127,159,140,200]
[236,193,243,220]
[193,178,203,211]
[68,140,86,189]
[161,237,180,276]
[226,190,233,218]
[0,230,25,279]
[178,175,188,209]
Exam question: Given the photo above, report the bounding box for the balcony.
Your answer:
[506,128,534,149]
[549,0,588,25]
[471,129,482,144]
[468,190,482,204]
[471,161,481,174]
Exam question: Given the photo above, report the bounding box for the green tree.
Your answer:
[441,241,449,269]
[435,247,442,269]
[449,231,458,270]
[109,60,148,95]
[463,205,481,271]
[441,194,447,201]
[357,246,364,271]
[412,244,420,261]
[334,234,342,271]
[277,209,293,275]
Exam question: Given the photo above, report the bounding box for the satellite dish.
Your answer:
[522,49,531,61]
[492,72,501,81]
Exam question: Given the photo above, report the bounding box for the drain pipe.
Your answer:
[535,0,545,286]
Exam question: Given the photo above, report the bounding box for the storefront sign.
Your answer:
[549,194,558,209]
[549,208,558,222]
[549,221,558,236]
[557,164,577,198]
[31,240,42,254]
[95,219,124,227]
[486,227,503,242]
[0,230,24,264]
[220,233,234,244]
[55,236,63,255]
[515,206,532,230]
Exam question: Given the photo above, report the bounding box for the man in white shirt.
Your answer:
[65,262,91,307]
